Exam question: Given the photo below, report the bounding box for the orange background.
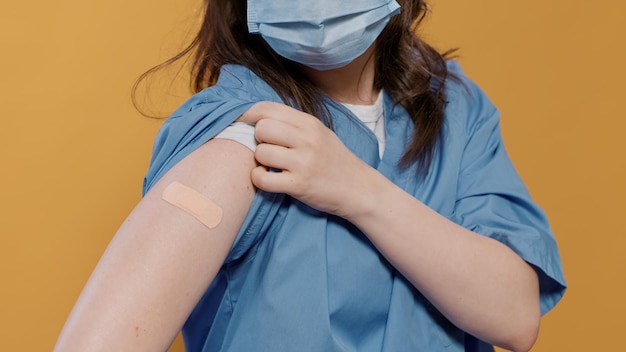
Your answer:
[1,0,624,350]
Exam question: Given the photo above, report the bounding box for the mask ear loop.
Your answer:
[162,181,224,229]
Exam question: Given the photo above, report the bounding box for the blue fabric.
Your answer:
[143,62,566,352]
[247,0,401,70]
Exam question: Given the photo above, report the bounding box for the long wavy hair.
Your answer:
[134,0,454,175]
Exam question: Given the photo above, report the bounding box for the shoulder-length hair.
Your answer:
[135,0,454,175]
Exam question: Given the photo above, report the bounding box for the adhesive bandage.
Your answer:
[162,181,223,229]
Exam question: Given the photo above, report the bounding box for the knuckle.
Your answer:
[254,119,268,136]
[255,120,280,143]
[254,144,270,162]
[251,167,270,189]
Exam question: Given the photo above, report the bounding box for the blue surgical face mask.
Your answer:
[247,0,401,71]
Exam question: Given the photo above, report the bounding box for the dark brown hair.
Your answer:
[134,0,454,175]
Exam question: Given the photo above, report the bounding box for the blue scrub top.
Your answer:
[143,62,566,352]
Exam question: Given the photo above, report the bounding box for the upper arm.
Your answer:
[55,139,256,352]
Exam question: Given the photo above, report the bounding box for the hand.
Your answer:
[237,101,373,217]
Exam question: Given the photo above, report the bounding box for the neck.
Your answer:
[301,45,379,105]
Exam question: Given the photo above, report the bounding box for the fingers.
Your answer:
[250,165,298,195]
[235,102,267,125]
[237,102,287,125]
[237,101,315,129]
[254,118,299,147]
[254,142,294,171]
[236,101,333,199]
[238,100,326,151]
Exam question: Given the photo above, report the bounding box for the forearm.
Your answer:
[344,168,540,351]
[238,102,541,350]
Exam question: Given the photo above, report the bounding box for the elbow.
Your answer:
[492,291,541,352]
[501,262,541,352]
[498,315,540,352]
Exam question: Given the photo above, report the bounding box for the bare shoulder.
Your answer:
[145,138,257,209]
[55,138,256,352]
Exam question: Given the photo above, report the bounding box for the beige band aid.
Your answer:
[162,181,223,229]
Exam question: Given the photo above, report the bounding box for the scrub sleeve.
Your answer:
[142,62,566,352]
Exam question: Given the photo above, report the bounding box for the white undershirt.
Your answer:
[215,91,386,158]
[340,91,386,158]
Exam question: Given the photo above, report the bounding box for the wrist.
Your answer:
[338,164,391,224]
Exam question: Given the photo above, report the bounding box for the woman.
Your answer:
[55,0,566,351]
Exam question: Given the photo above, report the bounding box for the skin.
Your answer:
[54,139,257,352]
[55,46,540,352]
[242,45,541,351]
[238,102,540,352]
